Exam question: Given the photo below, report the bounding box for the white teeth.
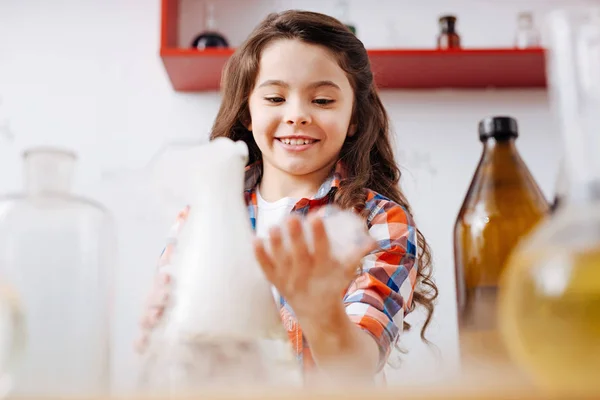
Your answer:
[279,138,315,145]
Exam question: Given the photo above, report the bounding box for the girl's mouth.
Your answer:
[275,137,319,151]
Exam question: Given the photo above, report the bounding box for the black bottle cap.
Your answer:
[478,116,519,141]
[439,15,457,32]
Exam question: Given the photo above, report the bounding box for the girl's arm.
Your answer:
[298,198,417,383]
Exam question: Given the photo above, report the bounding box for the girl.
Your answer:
[137,9,437,385]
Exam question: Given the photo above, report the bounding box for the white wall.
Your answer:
[0,0,575,393]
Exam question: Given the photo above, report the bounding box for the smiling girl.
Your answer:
[137,9,438,386]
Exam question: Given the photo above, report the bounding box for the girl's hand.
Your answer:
[134,272,171,354]
[253,214,376,325]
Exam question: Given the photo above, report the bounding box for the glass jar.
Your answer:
[0,148,114,396]
[454,116,549,375]
[499,8,600,394]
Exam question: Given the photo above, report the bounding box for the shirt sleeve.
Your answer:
[343,198,418,371]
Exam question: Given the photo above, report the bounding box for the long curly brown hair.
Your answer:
[210,10,438,342]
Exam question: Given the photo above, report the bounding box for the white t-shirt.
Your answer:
[255,188,298,239]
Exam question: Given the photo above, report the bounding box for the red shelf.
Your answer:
[160,47,547,92]
[160,1,547,92]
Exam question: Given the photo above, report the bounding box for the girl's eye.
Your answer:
[314,99,335,105]
[265,97,285,103]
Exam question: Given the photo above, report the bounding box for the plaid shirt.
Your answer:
[158,160,418,374]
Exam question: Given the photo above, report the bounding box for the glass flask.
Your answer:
[0,148,114,396]
[138,138,301,394]
[499,8,600,394]
[454,116,549,374]
[190,1,229,50]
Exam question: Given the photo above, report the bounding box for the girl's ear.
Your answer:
[241,118,252,132]
[241,108,252,131]
[347,123,357,137]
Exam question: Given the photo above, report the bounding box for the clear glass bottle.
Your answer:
[499,8,600,394]
[454,116,549,375]
[514,11,541,49]
[0,148,114,396]
[190,1,229,50]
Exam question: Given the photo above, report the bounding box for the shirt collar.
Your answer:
[244,160,346,200]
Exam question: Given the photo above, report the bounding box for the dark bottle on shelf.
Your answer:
[191,2,229,50]
[453,116,549,374]
[437,15,461,49]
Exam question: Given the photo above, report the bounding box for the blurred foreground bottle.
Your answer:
[454,116,549,374]
[138,138,301,394]
[0,148,114,396]
[499,8,600,394]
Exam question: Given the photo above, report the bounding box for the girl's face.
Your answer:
[247,39,355,181]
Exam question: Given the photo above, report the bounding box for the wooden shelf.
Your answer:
[160,0,547,92]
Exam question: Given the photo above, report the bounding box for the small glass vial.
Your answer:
[437,15,461,49]
[514,12,541,49]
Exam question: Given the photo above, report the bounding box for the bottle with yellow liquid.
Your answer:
[499,8,600,395]
[454,116,549,377]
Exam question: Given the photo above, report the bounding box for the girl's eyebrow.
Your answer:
[257,79,341,91]
[308,80,341,90]
[258,79,289,88]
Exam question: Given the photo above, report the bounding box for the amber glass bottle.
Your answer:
[437,15,461,49]
[454,116,549,373]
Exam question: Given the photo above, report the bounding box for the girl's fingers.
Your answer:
[287,216,313,288]
[310,215,330,261]
[268,225,291,271]
[253,237,276,283]
[288,217,310,264]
